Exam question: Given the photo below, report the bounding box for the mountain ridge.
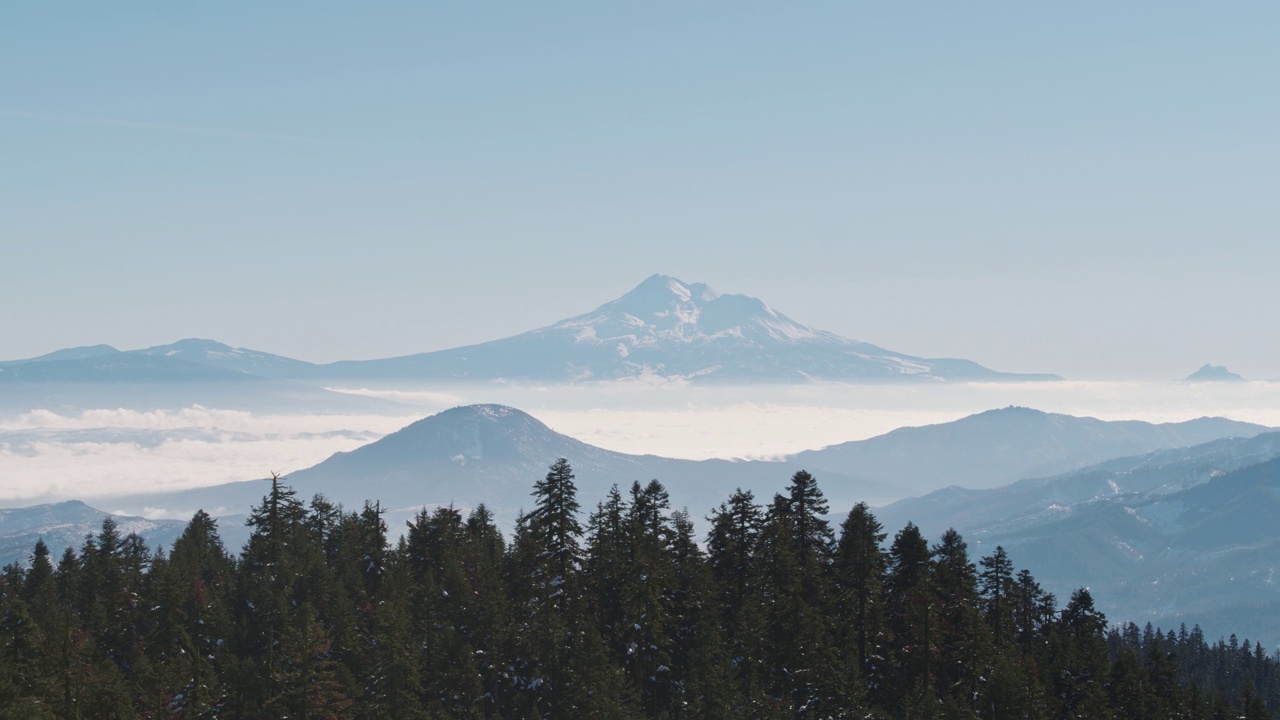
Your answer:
[790,405,1269,494]
[876,433,1280,645]
[0,275,1061,384]
[83,403,1270,534]
[9,403,1280,643]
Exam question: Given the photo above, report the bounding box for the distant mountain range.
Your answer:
[793,406,1268,495]
[88,404,1264,527]
[93,404,890,539]
[0,501,187,568]
[0,275,1059,385]
[6,402,1277,644]
[880,432,1280,645]
[6,402,1249,553]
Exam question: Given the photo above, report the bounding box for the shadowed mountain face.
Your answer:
[791,406,1270,495]
[1,275,1059,385]
[92,404,1262,533]
[880,433,1280,646]
[100,404,889,534]
[89,403,1269,542]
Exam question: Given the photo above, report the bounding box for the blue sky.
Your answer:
[3,3,1277,379]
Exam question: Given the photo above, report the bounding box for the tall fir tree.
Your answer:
[833,502,889,704]
[887,522,935,716]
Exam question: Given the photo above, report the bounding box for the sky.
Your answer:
[3,3,1279,380]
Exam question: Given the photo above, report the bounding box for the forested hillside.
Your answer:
[1,461,1275,719]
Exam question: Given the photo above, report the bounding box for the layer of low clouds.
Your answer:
[3,382,1279,508]
[0,409,422,504]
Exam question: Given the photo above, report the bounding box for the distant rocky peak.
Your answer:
[1185,364,1245,383]
[560,274,832,347]
[604,274,719,317]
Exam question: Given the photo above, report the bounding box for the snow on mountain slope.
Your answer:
[321,274,1059,383]
[0,501,187,567]
[130,338,318,378]
[1,275,1061,384]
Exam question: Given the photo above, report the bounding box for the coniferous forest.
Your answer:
[2,459,1278,719]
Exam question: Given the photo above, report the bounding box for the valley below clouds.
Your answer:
[5,379,1280,513]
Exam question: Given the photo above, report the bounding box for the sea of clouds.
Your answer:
[3,381,1280,506]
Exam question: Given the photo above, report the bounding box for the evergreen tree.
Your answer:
[5,458,1280,720]
[463,503,511,719]
[267,602,354,719]
[833,502,888,701]
[234,473,321,713]
[508,458,633,718]
[978,546,1015,646]
[405,505,488,717]
[667,508,734,717]
[886,522,935,715]
[931,528,986,716]
[705,488,769,712]
[0,562,57,719]
[585,485,630,661]
[621,480,678,716]
[359,549,423,720]
[527,457,583,583]
[1049,588,1113,719]
[148,510,235,717]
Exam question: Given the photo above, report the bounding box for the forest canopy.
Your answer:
[0,460,1274,719]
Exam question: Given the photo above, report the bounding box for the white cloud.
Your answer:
[0,408,422,504]
[3,381,1279,506]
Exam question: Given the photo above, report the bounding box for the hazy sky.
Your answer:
[4,3,1278,380]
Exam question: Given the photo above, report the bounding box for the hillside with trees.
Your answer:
[1,460,1275,719]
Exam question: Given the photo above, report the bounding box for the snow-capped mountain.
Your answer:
[0,275,1059,384]
[321,274,1059,382]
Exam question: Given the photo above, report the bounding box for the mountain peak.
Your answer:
[319,274,1059,383]
[431,403,539,426]
[375,403,562,461]
[1186,364,1245,383]
[609,274,720,314]
[556,274,832,350]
